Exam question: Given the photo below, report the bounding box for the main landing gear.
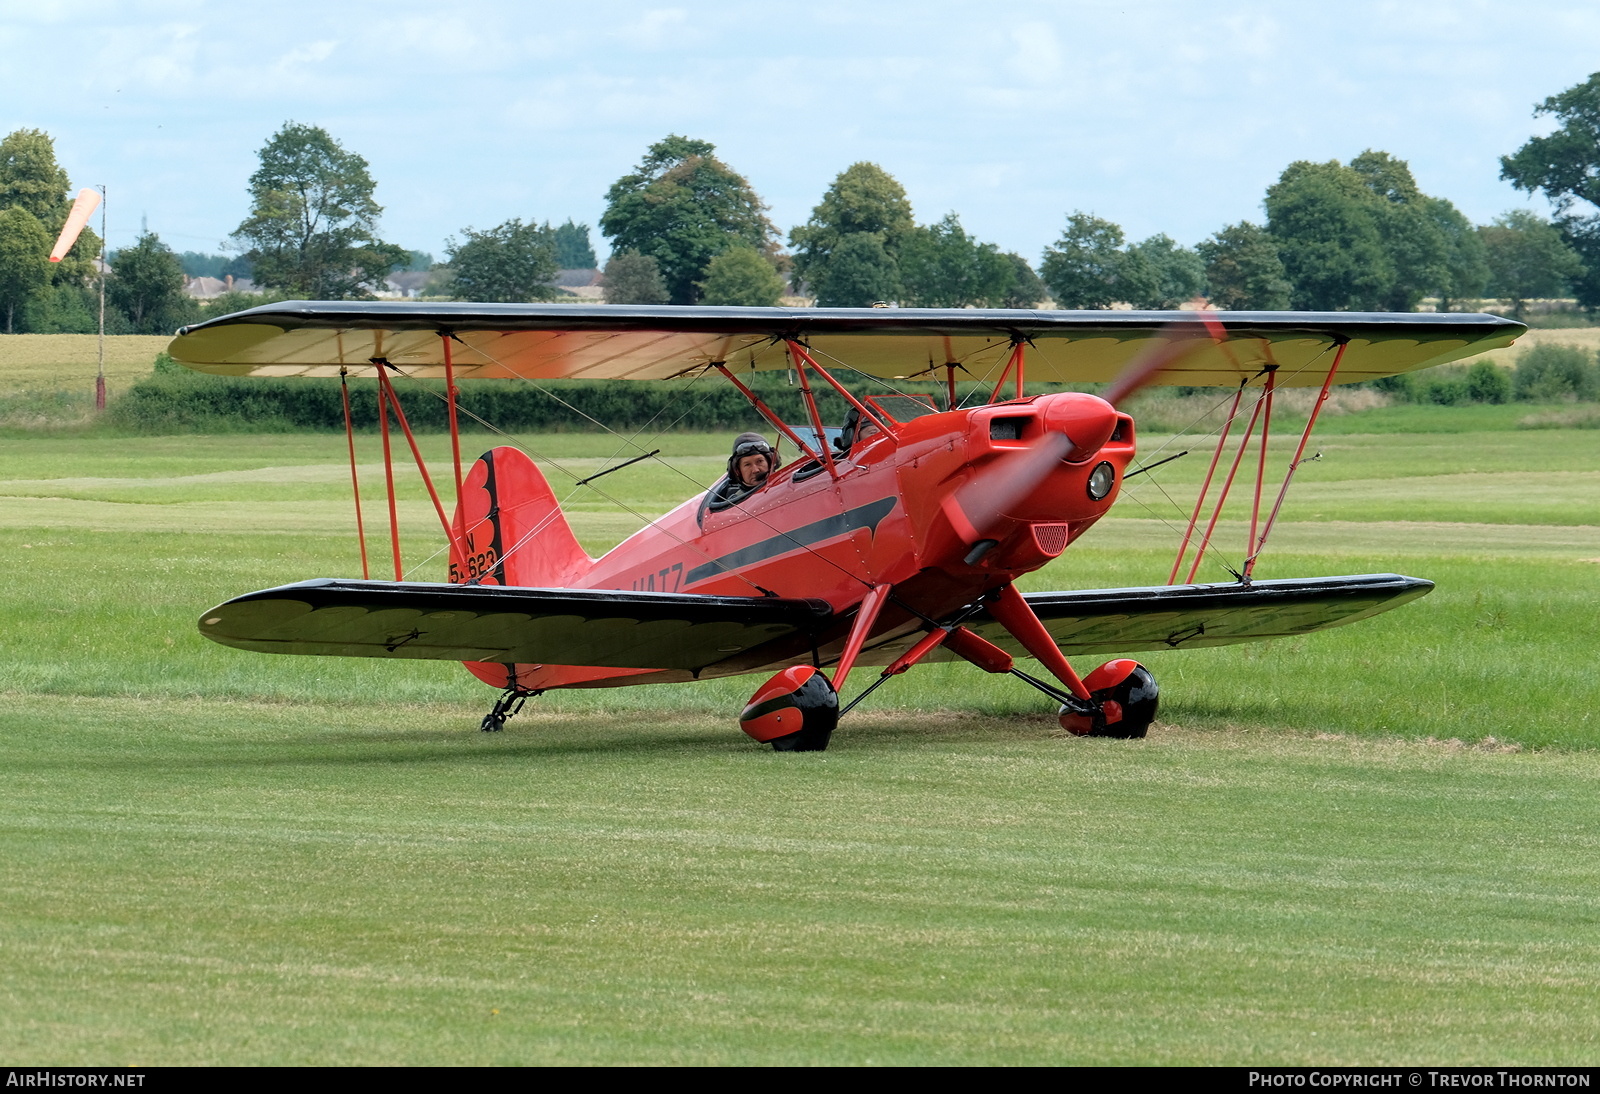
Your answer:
[1055,659,1160,739]
[735,584,1159,752]
[738,665,839,752]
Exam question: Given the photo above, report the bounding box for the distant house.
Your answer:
[368,268,604,301]
[556,268,603,300]
[185,275,258,299]
[378,271,435,299]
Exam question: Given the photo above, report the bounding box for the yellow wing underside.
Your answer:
[167,304,1525,389]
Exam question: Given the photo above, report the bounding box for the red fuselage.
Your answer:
[468,391,1135,691]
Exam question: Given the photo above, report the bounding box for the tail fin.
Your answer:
[450,446,592,588]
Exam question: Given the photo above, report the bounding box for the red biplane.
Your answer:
[169,305,1522,750]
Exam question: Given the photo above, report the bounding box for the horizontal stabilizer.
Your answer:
[199,580,831,671]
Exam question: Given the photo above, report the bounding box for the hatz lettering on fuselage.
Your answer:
[630,563,685,593]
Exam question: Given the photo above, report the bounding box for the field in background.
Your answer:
[2,428,1595,746]
[2,373,1599,1060]
[0,334,174,430]
[0,334,172,394]
[9,328,1600,439]
[1477,324,1600,367]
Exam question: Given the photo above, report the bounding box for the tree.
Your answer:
[1197,222,1291,310]
[1479,211,1584,318]
[396,250,433,273]
[444,219,560,302]
[232,122,406,299]
[1562,216,1600,315]
[1265,151,1496,312]
[1514,343,1596,401]
[1500,74,1600,215]
[179,251,253,280]
[1465,359,1511,404]
[0,206,50,333]
[897,213,1013,307]
[813,232,900,307]
[1125,234,1206,308]
[0,129,69,224]
[1347,151,1450,311]
[600,135,777,305]
[790,163,915,296]
[1039,213,1135,309]
[1425,198,1490,310]
[698,245,785,306]
[997,253,1045,308]
[553,220,597,269]
[602,250,669,305]
[108,231,195,334]
[1501,73,1600,311]
[0,128,101,318]
[1265,159,1394,310]
[201,288,288,318]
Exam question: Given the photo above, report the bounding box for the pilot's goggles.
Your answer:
[732,441,774,459]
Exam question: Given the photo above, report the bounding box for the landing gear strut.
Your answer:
[481,685,536,732]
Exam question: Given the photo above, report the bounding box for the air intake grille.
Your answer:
[1032,523,1069,556]
[989,417,1027,440]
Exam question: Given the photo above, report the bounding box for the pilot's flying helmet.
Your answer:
[727,432,779,482]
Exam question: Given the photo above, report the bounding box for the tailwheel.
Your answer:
[481,686,534,732]
[1058,659,1159,739]
[740,666,839,752]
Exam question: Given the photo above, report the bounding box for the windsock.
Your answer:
[49,188,101,263]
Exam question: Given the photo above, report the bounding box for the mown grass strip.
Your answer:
[2,694,1597,1064]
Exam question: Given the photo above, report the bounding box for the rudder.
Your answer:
[450,446,591,588]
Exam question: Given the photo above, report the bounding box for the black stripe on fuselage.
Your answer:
[685,496,897,586]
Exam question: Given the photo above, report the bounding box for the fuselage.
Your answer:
[471,391,1136,691]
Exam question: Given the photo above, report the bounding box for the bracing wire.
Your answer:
[432,347,888,592]
[384,357,878,594]
[1110,339,1343,580]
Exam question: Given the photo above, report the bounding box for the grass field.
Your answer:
[2,393,1599,1060]
[0,334,171,396]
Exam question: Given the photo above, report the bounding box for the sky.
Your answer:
[1,0,1593,265]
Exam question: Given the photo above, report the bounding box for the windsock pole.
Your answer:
[96,187,106,411]
[47,188,107,411]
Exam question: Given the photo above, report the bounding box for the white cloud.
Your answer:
[614,7,689,49]
[2,0,1592,257]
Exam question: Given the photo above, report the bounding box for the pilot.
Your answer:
[834,406,862,457]
[717,432,779,506]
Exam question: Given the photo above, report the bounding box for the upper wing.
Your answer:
[167,302,1523,389]
[199,579,831,671]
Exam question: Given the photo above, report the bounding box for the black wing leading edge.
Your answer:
[998,573,1433,656]
[199,573,1432,675]
[198,580,833,672]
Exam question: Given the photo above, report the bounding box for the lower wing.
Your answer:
[965,573,1431,658]
[198,573,1430,675]
[198,580,831,672]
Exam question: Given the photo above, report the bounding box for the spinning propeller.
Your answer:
[949,314,1228,546]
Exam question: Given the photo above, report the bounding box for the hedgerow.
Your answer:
[110,362,967,434]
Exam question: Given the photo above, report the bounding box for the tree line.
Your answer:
[2,72,1599,336]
